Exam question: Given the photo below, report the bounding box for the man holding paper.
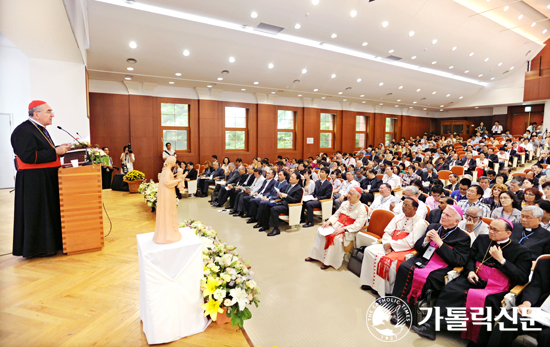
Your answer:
[305,187,368,270]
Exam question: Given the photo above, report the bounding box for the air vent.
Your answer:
[293,79,300,83]
[383,55,402,62]
[255,23,284,35]
[127,58,137,64]
[221,70,229,74]
[503,70,509,74]
[387,93,393,96]
[345,87,352,90]
[526,50,531,56]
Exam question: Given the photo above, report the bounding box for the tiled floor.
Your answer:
[177,197,467,347]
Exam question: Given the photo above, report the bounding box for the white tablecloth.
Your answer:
[137,227,209,344]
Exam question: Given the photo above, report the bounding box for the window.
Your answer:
[225,107,247,150]
[320,113,335,148]
[161,103,189,150]
[355,115,367,148]
[277,110,295,149]
[385,117,397,146]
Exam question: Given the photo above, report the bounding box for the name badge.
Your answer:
[367,185,371,191]
[423,245,437,261]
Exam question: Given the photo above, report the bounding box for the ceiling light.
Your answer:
[518,15,523,20]
[389,49,394,53]
[331,33,337,38]
[298,94,302,97]
[446,94,450,97]
[452,46,457,51]
[271,91,276,94]
[395,105,399,107]
[543,29,548,34]
[478,74,483,77]
[510,66,514,70]
[357,78,362,82]
[169,81,174,84]
[241,88,246,91]
[432,91,436,94]
[423,108,427,110]
[475,106,479,109]
[314,88,319,91]
[331,74,336,78]
[504,5,509,11]
[129,41,137,49]
[350,10,357,18]
[302,68,308,74]
[360,94,365,97]
[125,76,132,80]
[413,101,417,104]
[465,70,469,73]
[399,86,403,89]
[207,85,212,88]
[338,92,343,94]
[183,49,190,56]
[484,58,489,62]
[440,104,444,107]
[254,81,259,85]
[127,67,134,71]
[498,62,503,66]
[268,63,274,69]
[449,66,454,69]
[411,56,417,60]
[362,42,368,46]
[380,103,383,105]
[343,99,347,101]
[409,31,415,37]
[459,96,463,99]
[432,39,438,45]
[382,21,389,28]
[469,52,474,57]
[229,57,235,63]
[295,23,301,29]
[322,97,326,99]
[440,109,443,112]
[397,99,401,101]
[491,77,495,80]
[175,72,181,76]
[416,88,421,92]
[362,101,366,103]
[531,22,536,27]
[312,0,319,5]
[379,82,384,86]
[432,61,437,64]
[251,11,258,18]
[217,77,223,81]
[409,107,413,109]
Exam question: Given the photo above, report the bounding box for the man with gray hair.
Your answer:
[511,205,550,261]
[457,206,489,245]
[209,162,239,205]
[391,186,428,219]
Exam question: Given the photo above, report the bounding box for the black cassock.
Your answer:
[392,223,471,311]
[510,224,550,261]
[11,120,62,257]
[428,235,531,344]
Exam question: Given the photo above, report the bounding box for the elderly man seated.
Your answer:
[412,219,532,344]
[359,197,427,297]
[391,186,428,220]
[305,187,368,270]
[368,183,400,217]
[458,206,489,245]
[511,206,550,261]
[333,170,359,211]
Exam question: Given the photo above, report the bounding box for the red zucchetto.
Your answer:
[28,100,46,110]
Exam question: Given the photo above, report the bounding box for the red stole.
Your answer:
[376,229,413,280]
[461,262,511,343]
[324,213,356,250]
[16,155,61,170]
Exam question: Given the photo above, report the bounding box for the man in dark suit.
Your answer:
[250,171,289,227]
[226,166,255,211]
[262,172,304,236]
[511,206,550,261]
[487,148,499,169]
[360,169,382,205]
[197,161,225,196]
[537,149,550,164]
[421,165,438,184]
[461,152,477,175]
[243,168,277,223]
[487,257,550,347]
[212,165,245,207]
[301,168,332,227]
[444,173,459,193]
[210,162,240,204]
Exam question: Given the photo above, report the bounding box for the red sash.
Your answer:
[461,262,511,343]
[324,213,356,250]
[376,230,413,280]
[16,155,61,171]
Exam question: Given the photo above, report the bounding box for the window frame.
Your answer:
[224,106,248,151]
[160,102,190,152]
[384,117,398,146]
[355,115,368,149]
[277,109,296,150]
[320,112,336,149]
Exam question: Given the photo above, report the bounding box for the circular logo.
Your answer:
[366,296,412,342]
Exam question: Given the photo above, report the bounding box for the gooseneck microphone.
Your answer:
[57,126,90,162]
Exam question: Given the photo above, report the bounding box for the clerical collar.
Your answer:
[497,238,510,244]
[525,228,532,231]
[29,117,46,129]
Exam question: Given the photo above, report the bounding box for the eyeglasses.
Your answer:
[466,214,480,219]
[524,193,535,197]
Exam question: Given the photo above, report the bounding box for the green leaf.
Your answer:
[242,307,252,320]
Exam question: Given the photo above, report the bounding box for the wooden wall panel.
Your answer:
[257,104,277,160]
[198,100,223,165]
[373,113,386,146]
[129,95,157,182]
[303,107,319,158]
[341,111,356,154]
[529,39,550,71]
[401,115,431,140]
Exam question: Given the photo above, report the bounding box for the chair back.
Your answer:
[482,217,493,226]
[367,210,395,239]
[451,166,464,176]
[438,170,451,181]
[512,172,526,178]
[376,174,384,179]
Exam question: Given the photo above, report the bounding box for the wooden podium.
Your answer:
[58,165,104,254]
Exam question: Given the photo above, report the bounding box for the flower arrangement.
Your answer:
[179,219,260,328]
[139,180,159,208]
[72,141,91,149]
[124,170,145,181]
[88,148,109,165]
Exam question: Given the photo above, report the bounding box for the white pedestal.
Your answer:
[137,227,209,345]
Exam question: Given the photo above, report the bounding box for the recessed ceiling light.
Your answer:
[449,66,454,69]
[380,103,383,105]
[432,39,438,45]
[543,29,548,34]
[241,88,246,91]
[440,104,444,107]
[490,77,495,80]
[531,22,536,27]
[175,72,182,76]
[295,23,301,29]
[360,94,365,97]
[409,107,413,109]
[446,94,450,97]
[416,88,421,92]
[127,67,134,71]
[271,91,276,94]
[379,82,384,86]
[362,101,366,103]
[268,63,274,69]
[312,0,319,5]
[459,96,463,99]
[411,56,416,59]
[432,91,436,94]
[469,52,474,57]
[362,42,368,46]
[484,58,489,62]
[254,81,259,85]
[518,14,523,20]
[331,74,336,78]
[382,21,389,28]
[314,88,319,91]
[331,33,337,38]
[169,81,174,84]
[452,46,457,51]
[395,105,399,107]
[357,78,362,82]
[229,57,235,63]
[343,99,348,102]
[478,74,483,77]
[504,5,509,11]
[440,109,443,112]
[465,70,469,73]
[183,49,190,56]
[475,106,479,109]
[350,10,357,18]
[397,99,401,102]
[251,11,258,18]
[217,77,223,81]
[510,66,514,70]
[125,77,132,80]
[413,101,417,104]
[322,97,326,99]
[129,41,137,49]
[399,86,403,89]
[498,62,503,66]
[409,31,415,37]
[302,68,308,74]
[207,85,212,88]
[389,49,394,53]
[338,92,343,95]
[298,94,302,97]
[423,108,427,110]
[432,61,437,64]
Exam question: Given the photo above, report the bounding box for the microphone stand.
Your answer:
[57,126,91,163]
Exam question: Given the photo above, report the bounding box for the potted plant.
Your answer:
[123,170,145,193]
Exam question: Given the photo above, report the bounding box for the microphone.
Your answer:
[57,126,90,162]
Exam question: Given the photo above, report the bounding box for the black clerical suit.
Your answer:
[487,258,550,347]
[424,235,531,344]
[301,179,333,224]
[359,176,383,205]
[511,224,550,261]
